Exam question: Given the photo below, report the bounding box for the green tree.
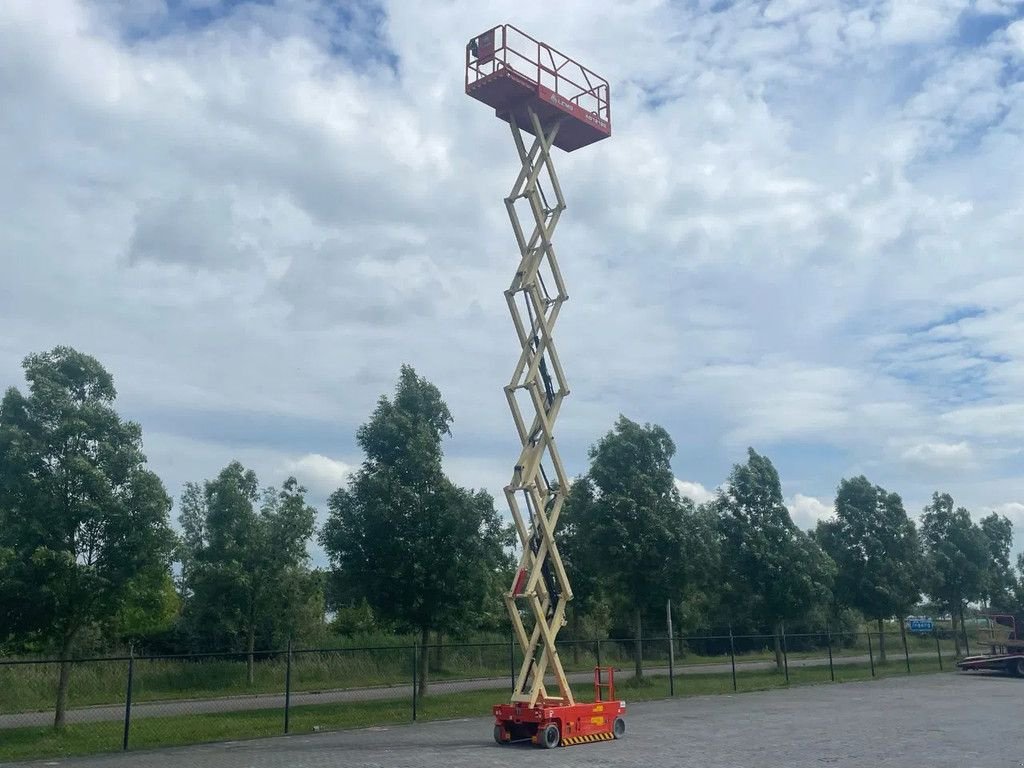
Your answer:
[714,448,835,671]
[919,492,990,656]
[0,347,175,728]
[178,464,319,682]
[319,365,511,696]
[815,476,922,663]
[979,512,1014,610]
[563,416,712,679]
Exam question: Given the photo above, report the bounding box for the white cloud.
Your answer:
[1009,20,1024,52]
[787,494,833,531]
[674,479,717,505]
[899,441,975,470]
[282,454,353,498]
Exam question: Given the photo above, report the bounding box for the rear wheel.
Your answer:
[540,723,560,749]
[1011,658,1024,677]
[612,716,626,739]
[494,725,506,744]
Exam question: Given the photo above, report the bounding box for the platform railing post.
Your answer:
[935,630,943,671]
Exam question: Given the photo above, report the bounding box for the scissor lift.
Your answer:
[465,24,623,749]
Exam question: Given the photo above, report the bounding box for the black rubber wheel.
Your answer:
[494,725,506,744]
[612,716,626,739]
[540,723,560,749]
[1012,658,1024,677]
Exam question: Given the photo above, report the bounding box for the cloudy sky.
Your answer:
[2,0,1022,561]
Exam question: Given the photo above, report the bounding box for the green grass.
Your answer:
[0,657,952,763]
[0,634,960,717]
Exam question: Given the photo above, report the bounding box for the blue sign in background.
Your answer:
[908,619,934,633]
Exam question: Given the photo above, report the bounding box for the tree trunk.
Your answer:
[418,627,429,698]
[633,607,643,681]
[876,618,887,664]
[53,632,76,730]
[773,622,784,673]
[247,624,256,687]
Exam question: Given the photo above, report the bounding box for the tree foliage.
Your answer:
[177,463,320,679]
[920,492,990,654]
[0,347,176,727]
[319,366,512,695]
[979,512,1014,610]
[816,476,922,621]
[714,448,835,668]
[563,416,717,678]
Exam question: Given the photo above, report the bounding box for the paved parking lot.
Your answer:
[6,673,1020,768]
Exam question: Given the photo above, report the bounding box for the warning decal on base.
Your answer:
[562,732,615,747]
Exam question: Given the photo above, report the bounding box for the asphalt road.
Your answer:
[1,652,940,729]
[5,672,1019,767]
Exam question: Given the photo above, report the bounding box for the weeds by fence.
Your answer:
[0,629,963,762]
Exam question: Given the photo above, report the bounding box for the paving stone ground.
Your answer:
[7,672,1022,768]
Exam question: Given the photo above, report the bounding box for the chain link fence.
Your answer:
[0,626,969,761]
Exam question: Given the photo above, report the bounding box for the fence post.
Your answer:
[666,601,675,697]
[509,629,515,689]
[284,638,292,734]
[867,631,876,678]
[122,644,134,751]
[901,623,911,674]
[728,626,737,692]
[781,624,790,684]
[596,638,602,670]
[935,629,943,671]
[411,643,418,722]
[826,626,835,682]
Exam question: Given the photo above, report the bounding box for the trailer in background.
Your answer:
[957,615,1024,677]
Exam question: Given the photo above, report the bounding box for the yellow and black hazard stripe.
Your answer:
[561,731,615,747]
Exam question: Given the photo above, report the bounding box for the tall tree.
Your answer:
[979,512,1014,611]
[919,492,990,656]
[816,476,922,663]
[0,347,175,728]
[563,416,712,679]
[715,448,835,671]
[178,465,319,682]
[319,365,511,697]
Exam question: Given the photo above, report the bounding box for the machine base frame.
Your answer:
[492,698,626,748]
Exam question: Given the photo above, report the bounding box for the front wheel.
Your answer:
[540,723,560,749]
[612,717,626,739]
[494,725,506,744]
[1010,658,1024,677]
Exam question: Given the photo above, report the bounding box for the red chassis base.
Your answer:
[492,668,626,748]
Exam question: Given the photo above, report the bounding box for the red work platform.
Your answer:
[466,24,611,153]
[493,667,626,748]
